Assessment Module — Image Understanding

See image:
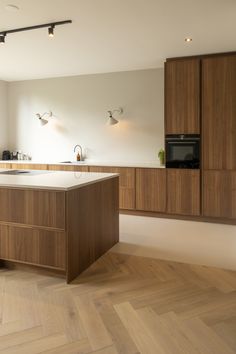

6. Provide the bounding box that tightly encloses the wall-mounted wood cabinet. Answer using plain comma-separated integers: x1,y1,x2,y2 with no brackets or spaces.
89,166,135,210
166,169,200,216
136,168,166,212
203,170,236,219
165,58,200,134
202,55,236,170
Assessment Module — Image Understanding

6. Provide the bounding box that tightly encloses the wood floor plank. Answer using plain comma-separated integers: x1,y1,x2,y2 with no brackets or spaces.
0,252,236,354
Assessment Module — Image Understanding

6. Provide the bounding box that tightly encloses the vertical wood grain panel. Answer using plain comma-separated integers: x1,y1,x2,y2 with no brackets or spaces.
202,55,236,170
66,177,119,283
203,170,236,218
167,169,200,216
136,168,166,212
165,59,200,134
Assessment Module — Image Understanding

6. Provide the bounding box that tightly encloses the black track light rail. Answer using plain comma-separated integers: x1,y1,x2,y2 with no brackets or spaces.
0,20,72,37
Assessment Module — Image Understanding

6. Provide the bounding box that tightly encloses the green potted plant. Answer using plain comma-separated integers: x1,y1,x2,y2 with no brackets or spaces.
158,148,165,166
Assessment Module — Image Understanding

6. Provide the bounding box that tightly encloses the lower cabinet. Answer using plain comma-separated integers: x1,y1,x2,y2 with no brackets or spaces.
136,168,166,212
203,170,236,219
167,169,200,216
89,166,135,210
0,225,66,270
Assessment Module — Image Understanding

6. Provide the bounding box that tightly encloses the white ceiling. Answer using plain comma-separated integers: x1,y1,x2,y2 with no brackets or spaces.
0,0,235,81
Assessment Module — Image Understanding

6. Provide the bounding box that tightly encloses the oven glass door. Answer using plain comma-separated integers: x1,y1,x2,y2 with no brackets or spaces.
166,141,199,168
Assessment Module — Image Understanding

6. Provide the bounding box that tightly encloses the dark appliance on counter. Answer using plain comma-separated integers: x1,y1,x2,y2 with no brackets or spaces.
165,134,200,169
2,150,11,160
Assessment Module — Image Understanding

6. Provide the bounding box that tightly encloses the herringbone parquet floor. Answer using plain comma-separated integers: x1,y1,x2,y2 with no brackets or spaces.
0,252,236,354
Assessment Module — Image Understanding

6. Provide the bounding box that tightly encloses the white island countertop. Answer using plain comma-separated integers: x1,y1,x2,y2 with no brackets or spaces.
0,169,118,191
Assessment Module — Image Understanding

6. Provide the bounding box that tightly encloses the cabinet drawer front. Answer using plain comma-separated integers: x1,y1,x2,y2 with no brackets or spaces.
0,189,65,229
0,225,66,269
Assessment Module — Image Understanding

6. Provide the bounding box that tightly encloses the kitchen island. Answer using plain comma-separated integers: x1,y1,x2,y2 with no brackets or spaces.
0,169,119,283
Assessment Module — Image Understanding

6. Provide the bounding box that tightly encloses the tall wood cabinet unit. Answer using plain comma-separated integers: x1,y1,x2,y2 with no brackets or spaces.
202,54,236,219
136,168,166,212
166,169,200,216
89,166,135,210
202,55,236,170
165,58,200,134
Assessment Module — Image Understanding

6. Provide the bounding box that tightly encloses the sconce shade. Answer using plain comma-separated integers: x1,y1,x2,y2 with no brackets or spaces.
39,118,49,126
107,108,123,125
108,116,119,125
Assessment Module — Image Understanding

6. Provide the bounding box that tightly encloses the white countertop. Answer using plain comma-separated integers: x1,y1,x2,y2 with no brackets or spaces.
0,169,118,191
0,160,165,169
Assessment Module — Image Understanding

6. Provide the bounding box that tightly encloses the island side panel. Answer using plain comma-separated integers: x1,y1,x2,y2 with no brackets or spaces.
66,176,119,283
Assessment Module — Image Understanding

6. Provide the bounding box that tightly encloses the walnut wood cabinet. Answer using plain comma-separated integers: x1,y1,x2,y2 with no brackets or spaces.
165,58,200,134
89,166,135,210
203,170,236,219
166,169,200,216
202,55,236,170
136,168,166,212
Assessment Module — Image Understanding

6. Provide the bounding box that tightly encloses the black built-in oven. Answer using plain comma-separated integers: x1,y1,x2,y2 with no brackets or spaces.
165,134,200,169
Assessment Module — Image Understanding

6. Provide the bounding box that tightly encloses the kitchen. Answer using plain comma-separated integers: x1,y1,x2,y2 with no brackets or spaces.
0,1,236,353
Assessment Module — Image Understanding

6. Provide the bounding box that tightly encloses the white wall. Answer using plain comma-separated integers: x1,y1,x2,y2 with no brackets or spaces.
0,80,8,153
7,69,164,163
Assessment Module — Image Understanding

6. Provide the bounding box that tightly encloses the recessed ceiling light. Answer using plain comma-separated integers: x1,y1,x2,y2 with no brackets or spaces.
5,4,20,12
185,37,192,42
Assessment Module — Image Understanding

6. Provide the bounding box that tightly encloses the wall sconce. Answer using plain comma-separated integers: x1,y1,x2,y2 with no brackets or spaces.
36,111,53,126
107,108,123,125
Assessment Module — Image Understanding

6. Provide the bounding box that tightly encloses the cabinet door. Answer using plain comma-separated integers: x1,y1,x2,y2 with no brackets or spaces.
167,169,200,215
203,170,236,219
0,163,11,169
202,55,236,170
136,168,166,212
165,59,200,134
89,166,135,210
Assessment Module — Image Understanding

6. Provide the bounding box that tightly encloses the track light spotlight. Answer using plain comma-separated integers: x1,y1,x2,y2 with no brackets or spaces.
48,25,54,37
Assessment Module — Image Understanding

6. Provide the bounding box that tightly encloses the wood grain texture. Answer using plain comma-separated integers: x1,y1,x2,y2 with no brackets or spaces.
167,169,200,216
165,58,200,134
66,177,119,283
0,252,236,353
89,166,135,210
203,170,236,219
48,164,89,172
0,163,12,169
0,188,65,230
202,55,236,170
136,168,166,212
10,163,48,170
